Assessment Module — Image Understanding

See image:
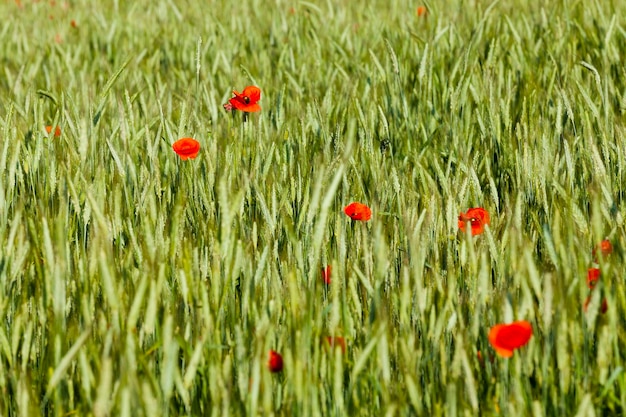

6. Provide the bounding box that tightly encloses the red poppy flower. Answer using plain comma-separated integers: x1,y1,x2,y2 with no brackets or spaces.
583,296,608,314
344,202,372,221
324,336,347,353
593,239,613,260
229,86,261,112
172,138,200,160
416,6,427,17
458,207,490,236
321,265,331,285
267,350,283,373
599,239,613,255
45,125,61,137
587,268,600,289
488,320,533,358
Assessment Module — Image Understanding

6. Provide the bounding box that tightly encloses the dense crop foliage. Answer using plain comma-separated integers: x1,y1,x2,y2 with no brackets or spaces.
2,0,626,415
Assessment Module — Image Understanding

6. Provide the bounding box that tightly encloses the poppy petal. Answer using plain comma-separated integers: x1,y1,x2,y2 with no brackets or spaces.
458,207,490,236
172,138,200,160
229,98,261,112
229,86,262,113
343,202,372,221
45,125,62,137
587,268,600,289
493,346,514,358
488,320,532,358
321,265,331,285
242,86,261,102
267,350,283,373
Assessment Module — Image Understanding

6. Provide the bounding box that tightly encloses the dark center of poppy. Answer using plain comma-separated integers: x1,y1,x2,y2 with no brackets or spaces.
244,96,250,104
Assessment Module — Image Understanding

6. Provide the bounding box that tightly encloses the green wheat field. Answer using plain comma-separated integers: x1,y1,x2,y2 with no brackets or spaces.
2,0,626,415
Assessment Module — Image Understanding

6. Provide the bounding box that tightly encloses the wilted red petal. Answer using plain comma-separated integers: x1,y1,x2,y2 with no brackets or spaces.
267,350,283,373
172,138,200,160
488,320,532,358
343,202,372,221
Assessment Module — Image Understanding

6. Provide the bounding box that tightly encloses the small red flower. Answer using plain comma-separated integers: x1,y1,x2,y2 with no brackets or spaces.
172,138,200,160
488,320,533,358
344,202,372,221
324,336,346,353
458,207,490,236
416,6,427,17
584,296,608,314
45,125,61,137
70,19,77,28
587,268,600,289
593,239,613,260
228,86,261,113
267,350,283,373
321,265,331,285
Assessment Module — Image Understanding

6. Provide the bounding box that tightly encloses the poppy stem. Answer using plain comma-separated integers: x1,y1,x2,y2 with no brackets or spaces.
243,112,249,123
